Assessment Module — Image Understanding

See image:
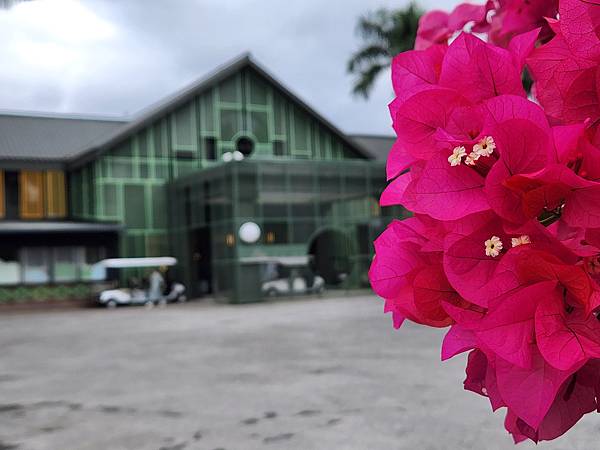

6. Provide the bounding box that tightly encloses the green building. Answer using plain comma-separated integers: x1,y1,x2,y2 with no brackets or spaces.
0,54,399,303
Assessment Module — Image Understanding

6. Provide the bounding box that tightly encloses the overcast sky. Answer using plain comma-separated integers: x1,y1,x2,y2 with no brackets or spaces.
0,0,460,135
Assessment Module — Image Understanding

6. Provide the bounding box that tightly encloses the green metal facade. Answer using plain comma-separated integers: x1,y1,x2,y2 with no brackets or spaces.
169,159,397,302
65,65,399,301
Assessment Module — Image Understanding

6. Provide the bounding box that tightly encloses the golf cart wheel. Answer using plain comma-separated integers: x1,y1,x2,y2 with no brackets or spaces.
106,300,118,309
265,288,278,298
177,295,187,303
144,300,154,309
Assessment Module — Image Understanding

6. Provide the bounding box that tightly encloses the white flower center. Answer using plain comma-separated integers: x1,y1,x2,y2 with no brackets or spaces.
485,236,503,257
448,146,467,166
511,235,531,247
473,136,496,158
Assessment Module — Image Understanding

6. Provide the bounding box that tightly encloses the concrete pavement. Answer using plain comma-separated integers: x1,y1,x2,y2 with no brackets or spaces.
0,296,597,449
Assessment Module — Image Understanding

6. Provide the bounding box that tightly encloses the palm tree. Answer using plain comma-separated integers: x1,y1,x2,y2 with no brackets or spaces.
348,3,422,98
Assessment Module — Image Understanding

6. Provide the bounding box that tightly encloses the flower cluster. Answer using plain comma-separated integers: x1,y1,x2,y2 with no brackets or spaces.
370,0,600,443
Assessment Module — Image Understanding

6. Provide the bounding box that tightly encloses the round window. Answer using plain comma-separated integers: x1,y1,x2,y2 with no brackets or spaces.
236,137,254,156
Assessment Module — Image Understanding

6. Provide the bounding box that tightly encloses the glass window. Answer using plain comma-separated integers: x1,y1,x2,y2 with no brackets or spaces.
124,185,146,229
153,122,167,158
273,140,285,157
103,184,118,217
111,160,133,178
152,185,167,229
293,110,310,152
0,247,20,285
154,162,169,179
81,246,106,281
22,247,50,284
250,76,268,105
263,222,289,244
250,111,269,143
139,163,150,179
220,109,239,142
53,247,78,282
174,104,194,147
205,137,217,160
45,171,66,218
0,170,4,218
292,221,316,244
219,75,239,103
273,95,286,136
138,131,149,157
113,141,133,157
20,171,44,219
204,91,215,132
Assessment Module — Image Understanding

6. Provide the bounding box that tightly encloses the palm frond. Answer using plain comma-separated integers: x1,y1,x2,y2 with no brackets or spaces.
347,2,423,99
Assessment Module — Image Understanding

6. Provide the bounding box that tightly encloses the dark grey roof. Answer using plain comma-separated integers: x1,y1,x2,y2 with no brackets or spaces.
0,110,127,164
349,134,395,161
0,220,123,234
71,53,370,167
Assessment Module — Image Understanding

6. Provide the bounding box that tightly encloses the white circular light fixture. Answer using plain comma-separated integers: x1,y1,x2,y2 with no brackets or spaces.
222,151,233,162
233,150,244,161
238,222,261,244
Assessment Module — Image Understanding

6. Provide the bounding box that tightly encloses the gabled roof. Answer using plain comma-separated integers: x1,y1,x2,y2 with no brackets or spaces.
0,110,126,165
349,134,395,161
70,53,371,167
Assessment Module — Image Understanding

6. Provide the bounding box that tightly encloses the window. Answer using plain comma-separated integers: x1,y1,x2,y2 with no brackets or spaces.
124,185,146,228
250,111,268,143
205,137,217,161
273,140,285,157
20,171,44,219
220,109,239,141
53,247,77,282
103,184,118,217
236,137,254,157
22,247,50,284
263,222,289,244
0,170,4,218
0,247,19,285
4,171,18,219
81,246,106,281
45,171,66,218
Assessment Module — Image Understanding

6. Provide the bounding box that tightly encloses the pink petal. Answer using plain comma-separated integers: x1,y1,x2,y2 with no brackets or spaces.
476,281,556,368
439,33,525,103
401,153,489,221
509,27,542,68
535,293,600,371
441,325,477,361
391,45,445,103
495,351,573,429
392,88,471,160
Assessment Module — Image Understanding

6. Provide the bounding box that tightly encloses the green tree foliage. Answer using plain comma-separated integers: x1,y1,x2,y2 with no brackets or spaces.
348,3,422,99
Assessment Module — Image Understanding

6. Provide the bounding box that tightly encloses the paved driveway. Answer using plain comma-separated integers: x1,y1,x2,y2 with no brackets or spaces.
0,296,597,449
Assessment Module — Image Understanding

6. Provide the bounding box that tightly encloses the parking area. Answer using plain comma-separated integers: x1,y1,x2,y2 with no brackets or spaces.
0,295,596,450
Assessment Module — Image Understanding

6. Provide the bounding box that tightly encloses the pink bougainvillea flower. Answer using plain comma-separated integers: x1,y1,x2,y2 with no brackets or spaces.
527,0,600,125
415,3,490,50
489,0,558,47
369,218,460,328
372,0,600,443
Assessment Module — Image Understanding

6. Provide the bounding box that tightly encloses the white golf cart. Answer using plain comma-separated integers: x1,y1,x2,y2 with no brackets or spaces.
97,257,186,308
256,256,325,298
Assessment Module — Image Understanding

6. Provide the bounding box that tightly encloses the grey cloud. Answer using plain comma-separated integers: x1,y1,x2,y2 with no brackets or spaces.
0,0,461,134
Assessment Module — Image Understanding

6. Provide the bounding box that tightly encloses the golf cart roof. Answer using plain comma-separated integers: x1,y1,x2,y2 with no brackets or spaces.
99,257,177,268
